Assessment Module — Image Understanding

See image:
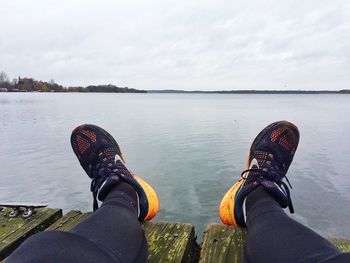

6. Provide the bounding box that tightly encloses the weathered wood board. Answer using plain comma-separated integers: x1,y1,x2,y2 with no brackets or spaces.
142,221,196,263
199,224,246,263
329,238,350,253
46,210,92,232
199,224,350,263
0,208,62,260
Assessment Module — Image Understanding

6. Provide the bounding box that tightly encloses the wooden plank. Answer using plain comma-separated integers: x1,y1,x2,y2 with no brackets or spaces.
46,210,92,232
200,224,350,263
0,207,62,260
199,224,246,263
328,238,350,253
142,221,196,263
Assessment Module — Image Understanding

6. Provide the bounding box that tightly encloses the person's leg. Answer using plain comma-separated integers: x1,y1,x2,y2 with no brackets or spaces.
7,182,148,263
243,187,350,263
70,182,148,262
219,121,350,263
7,124,158,262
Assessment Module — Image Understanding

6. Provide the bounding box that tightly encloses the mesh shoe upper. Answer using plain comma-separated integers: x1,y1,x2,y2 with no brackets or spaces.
71,124,158,221
220,120,299,227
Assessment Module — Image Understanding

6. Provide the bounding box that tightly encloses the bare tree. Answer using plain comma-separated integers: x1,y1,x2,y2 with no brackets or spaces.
0,71,10,84
0,71,10,89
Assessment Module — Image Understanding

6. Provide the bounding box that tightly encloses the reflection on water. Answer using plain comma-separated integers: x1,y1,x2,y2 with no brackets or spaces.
0,93,349,240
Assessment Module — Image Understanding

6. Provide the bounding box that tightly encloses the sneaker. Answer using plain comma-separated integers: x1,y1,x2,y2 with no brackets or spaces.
219,120,299,227
71,124,159,221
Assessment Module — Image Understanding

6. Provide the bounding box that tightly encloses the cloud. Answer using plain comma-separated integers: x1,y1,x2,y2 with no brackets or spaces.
1,0,350,90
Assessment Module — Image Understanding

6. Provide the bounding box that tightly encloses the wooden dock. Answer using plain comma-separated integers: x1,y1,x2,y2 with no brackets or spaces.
1,208,349,262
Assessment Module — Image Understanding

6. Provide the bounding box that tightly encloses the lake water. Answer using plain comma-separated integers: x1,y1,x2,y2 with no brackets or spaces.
0,93,349,240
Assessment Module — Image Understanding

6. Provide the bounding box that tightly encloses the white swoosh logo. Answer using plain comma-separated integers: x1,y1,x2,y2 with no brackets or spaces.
249,158,259,169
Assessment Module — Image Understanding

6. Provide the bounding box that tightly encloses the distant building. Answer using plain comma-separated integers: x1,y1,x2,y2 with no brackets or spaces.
0,88,8,92
18,77,34,85
18,77,35,91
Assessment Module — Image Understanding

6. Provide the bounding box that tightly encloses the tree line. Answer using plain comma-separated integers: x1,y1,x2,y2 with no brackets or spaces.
0,71,146,93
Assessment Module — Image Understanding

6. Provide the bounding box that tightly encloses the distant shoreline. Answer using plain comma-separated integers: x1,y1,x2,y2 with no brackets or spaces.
1,74,348,94
1,89,349,94
1,75,349,95
148,89,350,94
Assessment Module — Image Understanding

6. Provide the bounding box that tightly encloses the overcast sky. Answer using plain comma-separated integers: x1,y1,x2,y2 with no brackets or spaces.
1,0,350,90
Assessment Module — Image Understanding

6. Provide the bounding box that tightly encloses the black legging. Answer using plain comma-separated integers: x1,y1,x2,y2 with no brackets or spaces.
7,184,350,263
243,187,350,263
7,183,148,263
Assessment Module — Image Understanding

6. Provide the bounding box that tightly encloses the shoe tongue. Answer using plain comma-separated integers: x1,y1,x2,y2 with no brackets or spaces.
115,160,133,177
252,151,271,166
246,164,263,178
251,151,285,180
93,149,118,178
251,164,259,169
102,147,119,161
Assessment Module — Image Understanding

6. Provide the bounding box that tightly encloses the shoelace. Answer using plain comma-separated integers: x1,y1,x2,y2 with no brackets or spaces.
240,168,294,213
89,152,120,211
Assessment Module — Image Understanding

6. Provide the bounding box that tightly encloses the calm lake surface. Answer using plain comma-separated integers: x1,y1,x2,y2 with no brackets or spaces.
1,93,349,240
